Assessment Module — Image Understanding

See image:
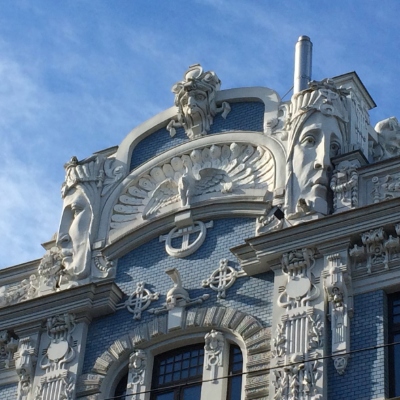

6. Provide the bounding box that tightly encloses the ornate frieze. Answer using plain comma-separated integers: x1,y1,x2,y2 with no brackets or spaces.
349,226,400,274
167,64,231,139
371,173,400,204
330,160,360,212
0,275,39,308
124,282,159,320
34,313,77,400
270,248,325,399
322,254,353,375
273,359,321,400
110,142,275,230
202,258,246,299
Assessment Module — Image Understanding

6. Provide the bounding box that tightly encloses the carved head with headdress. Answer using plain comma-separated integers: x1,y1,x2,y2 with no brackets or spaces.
374,116,400,160
171,64,222,139
284,79,350,218
57,155,106,281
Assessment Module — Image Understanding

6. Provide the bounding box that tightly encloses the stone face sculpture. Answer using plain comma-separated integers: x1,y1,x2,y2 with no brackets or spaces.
375,116,400,160
167,64,230,139
56,154,123,284
285,79,349,219
57,156,104,283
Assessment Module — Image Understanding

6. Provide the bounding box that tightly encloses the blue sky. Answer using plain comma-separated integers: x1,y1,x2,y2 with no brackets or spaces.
1,0,399,268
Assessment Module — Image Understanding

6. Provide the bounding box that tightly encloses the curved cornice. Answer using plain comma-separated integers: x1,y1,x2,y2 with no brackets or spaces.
115,87,281,166
98,131,286,255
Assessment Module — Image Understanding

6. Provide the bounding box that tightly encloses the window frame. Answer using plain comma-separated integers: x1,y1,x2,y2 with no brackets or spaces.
150,344,205,400
388,292,400,397
107,332,246,400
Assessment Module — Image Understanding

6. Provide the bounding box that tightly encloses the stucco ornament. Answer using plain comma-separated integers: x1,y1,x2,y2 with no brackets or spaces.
272,248,324,399
15,337,37,400
202,258,246,299
160,220,214,258
285,79,349,220
330,160,360,212
126,349,147,399
374,116,400,160
111,143,274,231
372,173,400,203
38,246,64,291
204,330,225,382
349,226,400,274
148,268,209,330
0,330,18,369
322,254,353,375
0,274,39,307
124,282,159,320
167,64,231,139
57,155,123,284
35,313,76,400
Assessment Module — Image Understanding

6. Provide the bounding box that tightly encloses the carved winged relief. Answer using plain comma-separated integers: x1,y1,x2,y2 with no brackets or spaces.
111,142,275,230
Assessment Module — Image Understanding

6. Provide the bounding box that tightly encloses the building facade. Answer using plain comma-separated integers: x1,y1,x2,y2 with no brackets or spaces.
0,36,400,400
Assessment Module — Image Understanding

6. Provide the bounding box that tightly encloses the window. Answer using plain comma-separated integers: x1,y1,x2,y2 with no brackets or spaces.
114,372,128,400
151,344,204,400
389,293,400,397
227,345,243,400
114,338,244,399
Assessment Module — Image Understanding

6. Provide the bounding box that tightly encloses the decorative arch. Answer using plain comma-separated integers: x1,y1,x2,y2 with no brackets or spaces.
98,131,286,261
77,306,271,400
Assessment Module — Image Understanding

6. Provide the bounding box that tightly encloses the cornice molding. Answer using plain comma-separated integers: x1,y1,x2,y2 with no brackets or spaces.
0,281,123,334
231,197,400,275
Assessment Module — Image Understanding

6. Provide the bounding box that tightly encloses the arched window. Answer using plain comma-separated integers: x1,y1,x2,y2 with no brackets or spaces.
227,345,243,400
114,372,128,399
108,332,245,400
151,344,204,400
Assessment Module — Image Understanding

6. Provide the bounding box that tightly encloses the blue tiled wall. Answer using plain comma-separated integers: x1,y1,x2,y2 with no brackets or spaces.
328,290,388,400
0,383,18,400
130,102,264,171
83,217,274,373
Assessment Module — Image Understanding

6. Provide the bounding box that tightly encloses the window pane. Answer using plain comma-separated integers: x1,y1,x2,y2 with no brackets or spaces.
389,294,400,397
393,333,400,396
182,384,201,400
154,392,174,400
152,343,205,399
227,345,243,400
114,372,128,400
228,376,242,400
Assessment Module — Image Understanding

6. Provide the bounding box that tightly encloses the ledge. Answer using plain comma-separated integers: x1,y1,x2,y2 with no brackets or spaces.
0,280,123,334
231,197,400,275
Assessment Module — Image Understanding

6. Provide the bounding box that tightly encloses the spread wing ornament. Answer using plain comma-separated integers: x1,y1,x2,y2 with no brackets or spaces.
110,143,275,231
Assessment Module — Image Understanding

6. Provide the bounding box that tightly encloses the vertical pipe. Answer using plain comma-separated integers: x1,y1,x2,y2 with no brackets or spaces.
294,35,313,94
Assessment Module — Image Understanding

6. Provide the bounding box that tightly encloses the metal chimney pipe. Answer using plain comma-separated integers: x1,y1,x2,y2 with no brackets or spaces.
293,35,312,94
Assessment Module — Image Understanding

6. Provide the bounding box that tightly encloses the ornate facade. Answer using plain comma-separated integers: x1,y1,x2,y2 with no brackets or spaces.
1,36,399,399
